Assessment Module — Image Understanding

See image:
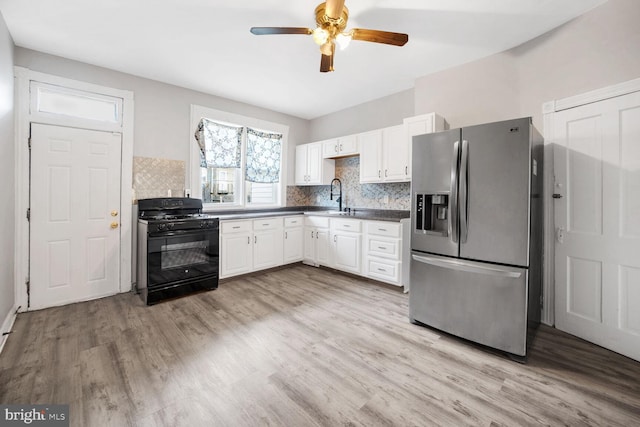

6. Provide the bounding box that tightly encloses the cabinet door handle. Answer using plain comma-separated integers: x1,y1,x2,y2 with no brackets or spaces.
405,166,408,175
335,144,338,153
254,236,257,244
285,231,288,239
247,236,250,244
311,230,314,238
334,235,337,242
316,231,319,238
340,143,343,151
378,170,381,178
385,169,388,177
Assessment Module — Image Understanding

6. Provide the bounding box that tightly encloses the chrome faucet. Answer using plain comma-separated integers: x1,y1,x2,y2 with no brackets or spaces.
330,178,342,212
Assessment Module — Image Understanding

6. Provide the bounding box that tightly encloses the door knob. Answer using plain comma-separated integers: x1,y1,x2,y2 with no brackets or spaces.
111,210,119,216
110,222,119,229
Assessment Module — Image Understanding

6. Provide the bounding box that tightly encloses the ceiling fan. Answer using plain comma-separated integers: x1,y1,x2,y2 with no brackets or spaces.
250,0,409,72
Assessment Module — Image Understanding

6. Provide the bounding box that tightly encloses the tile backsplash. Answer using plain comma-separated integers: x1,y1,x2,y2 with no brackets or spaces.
287,156,410,210
133,156,185,201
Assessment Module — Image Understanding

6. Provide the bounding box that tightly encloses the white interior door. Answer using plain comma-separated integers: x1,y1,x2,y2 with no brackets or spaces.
553,91,640,361
30,123,122,309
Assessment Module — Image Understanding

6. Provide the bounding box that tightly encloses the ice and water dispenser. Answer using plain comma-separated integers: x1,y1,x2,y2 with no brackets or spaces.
415,193,449,236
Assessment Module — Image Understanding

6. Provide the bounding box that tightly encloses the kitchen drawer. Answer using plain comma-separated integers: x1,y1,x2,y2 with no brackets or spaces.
366,237,400,260
221,220,251,234
367,258,401,284
366,221,401,238
331,218,362,233
305,216,329,228
253,217,282,231
284,216,303,228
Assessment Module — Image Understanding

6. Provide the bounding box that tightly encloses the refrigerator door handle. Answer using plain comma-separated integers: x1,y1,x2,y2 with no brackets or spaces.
459,139,469,243
450,140,460,243
411,254,523,278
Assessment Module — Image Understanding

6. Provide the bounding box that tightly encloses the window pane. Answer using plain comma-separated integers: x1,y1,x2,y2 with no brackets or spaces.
201,167,240,204
246,182,278,205
35,85,121,123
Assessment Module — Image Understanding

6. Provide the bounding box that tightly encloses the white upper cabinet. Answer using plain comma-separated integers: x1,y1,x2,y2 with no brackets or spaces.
382,124,409,182
295,142,335,186
358,129,383,183
359,125,408,184
322,134,359,158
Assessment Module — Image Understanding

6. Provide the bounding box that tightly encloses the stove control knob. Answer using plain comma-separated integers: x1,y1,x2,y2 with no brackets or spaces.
167,223,175,230
157,223,166,231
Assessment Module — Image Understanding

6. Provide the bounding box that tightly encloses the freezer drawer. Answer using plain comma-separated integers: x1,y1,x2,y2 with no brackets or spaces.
409,252,529,356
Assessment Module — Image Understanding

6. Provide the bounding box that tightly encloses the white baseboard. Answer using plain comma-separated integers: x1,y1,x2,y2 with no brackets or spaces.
0,305,18,356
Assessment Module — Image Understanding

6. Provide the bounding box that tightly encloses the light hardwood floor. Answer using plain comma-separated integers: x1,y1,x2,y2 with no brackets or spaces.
1,264,639,426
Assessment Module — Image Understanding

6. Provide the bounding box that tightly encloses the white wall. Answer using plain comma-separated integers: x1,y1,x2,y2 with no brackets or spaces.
414,0,640,131
0,11,15,327
308,89,414,141
14,48,310,186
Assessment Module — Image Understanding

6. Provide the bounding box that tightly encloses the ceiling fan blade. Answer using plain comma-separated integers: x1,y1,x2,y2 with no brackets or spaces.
250,27,312,36
351,28,409,46
325,0,346,20
320,43,335,73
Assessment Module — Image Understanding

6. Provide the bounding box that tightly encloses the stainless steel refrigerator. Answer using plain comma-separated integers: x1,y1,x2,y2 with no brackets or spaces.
409,117,543,359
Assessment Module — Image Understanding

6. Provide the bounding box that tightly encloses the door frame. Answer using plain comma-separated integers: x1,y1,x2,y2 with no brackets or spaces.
14,67,134,311
541,77,640,326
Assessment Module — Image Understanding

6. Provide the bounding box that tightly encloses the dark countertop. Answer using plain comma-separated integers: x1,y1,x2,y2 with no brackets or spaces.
204,206,410,223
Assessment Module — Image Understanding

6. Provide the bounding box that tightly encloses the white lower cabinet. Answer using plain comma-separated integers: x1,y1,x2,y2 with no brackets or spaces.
330,218,362,274
363,221,403,286
303,216,330,267
220,217,288,278
220,221,253,278
283,216,304,263
302,216,404,285
253,218,283,270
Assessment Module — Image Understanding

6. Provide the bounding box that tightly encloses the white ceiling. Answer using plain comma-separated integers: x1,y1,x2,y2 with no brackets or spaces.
0,0,606,119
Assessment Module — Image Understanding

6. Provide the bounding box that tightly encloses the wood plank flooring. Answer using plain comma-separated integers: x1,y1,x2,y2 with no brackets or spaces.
1,264,639,426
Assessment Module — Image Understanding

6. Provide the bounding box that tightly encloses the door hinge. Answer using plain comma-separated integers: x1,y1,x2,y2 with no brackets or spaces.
28,136,31,150
26,208,30,221
540,294,544,308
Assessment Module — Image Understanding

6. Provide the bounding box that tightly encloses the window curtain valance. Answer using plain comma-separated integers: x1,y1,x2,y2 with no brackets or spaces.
245,127,282,183
195,118,242,168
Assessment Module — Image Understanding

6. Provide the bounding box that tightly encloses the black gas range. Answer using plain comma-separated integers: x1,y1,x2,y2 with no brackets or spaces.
137,198,219,305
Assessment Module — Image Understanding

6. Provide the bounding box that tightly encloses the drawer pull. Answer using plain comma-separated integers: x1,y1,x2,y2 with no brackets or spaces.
290,220,297,224
378,228,387,232
344,225,351,228
232,226,240,229
378,246,387,250
377,268,387,272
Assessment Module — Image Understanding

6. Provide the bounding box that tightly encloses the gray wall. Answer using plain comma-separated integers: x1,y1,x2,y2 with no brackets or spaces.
14,48,310,186
0,12,14,326
414,0,640,131
308,89,414,141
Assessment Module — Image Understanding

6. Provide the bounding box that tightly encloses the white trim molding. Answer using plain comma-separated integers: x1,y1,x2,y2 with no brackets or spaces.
13,67,135,312
0,305,17,355
540,76,640,326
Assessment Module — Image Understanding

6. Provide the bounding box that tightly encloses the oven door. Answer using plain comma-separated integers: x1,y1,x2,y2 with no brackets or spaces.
147,228,219,288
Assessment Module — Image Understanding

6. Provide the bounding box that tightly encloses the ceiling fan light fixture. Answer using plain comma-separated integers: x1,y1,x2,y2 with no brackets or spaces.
335,32,352,50
312,27,329,45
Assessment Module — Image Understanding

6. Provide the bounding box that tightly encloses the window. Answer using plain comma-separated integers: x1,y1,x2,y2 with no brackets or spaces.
191,106,288,209
31,82,122,124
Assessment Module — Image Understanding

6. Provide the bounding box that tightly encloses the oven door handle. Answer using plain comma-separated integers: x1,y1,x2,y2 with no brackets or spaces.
148,229,217,238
